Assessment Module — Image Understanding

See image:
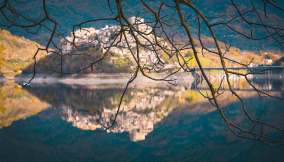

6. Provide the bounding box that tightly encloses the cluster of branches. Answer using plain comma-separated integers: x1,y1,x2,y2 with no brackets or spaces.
1,0,284,144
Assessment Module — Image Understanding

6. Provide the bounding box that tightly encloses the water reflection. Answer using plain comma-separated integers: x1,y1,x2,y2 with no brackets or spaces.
25,84,182,141
0,73,283,142
0,81,49,128
0,74,284,161
193,69,284,92
17,73,283,142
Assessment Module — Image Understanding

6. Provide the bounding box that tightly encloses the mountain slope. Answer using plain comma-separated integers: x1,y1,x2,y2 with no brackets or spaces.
0,29,46,78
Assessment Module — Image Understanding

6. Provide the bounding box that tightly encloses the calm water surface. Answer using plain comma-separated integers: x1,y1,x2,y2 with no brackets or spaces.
0,74,284,162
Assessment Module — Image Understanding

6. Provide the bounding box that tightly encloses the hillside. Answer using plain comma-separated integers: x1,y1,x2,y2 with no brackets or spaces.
181,48,280,68
0,25,281,78
21,49,133,75
21,18,280,76
0,29,46,78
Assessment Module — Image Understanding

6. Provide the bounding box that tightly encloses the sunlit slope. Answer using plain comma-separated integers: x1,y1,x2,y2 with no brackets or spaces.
173,47,279,68
0,29,46,78
0,28,281,77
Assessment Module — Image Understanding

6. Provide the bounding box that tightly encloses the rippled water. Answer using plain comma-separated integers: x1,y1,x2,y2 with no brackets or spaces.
0,74,284,162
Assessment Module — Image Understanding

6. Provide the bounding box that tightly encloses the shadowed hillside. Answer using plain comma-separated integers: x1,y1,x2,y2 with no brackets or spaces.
21,49,133,75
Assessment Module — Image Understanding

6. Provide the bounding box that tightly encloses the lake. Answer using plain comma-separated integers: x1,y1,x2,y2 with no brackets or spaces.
0,73,284,162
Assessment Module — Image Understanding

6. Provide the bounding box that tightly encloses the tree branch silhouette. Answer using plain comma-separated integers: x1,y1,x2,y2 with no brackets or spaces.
1,0,283,144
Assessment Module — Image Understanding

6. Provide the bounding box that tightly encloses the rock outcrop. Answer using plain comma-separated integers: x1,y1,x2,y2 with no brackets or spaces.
60,16,169,71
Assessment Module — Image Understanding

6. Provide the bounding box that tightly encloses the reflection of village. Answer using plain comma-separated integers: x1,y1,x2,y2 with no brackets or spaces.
62,88,176,142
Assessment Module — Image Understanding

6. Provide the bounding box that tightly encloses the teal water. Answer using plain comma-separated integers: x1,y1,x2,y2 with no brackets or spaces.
0,79,283,162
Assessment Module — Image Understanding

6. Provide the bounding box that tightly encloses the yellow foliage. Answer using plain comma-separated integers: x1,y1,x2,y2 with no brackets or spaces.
0,29,46,78
0,82,49,128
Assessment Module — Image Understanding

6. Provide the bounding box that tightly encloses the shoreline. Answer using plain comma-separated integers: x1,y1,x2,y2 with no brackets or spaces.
0,73,195,87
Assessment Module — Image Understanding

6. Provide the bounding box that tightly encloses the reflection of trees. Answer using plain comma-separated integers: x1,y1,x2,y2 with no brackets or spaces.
0,82,49,128
26,84,124,113
251,73,284,91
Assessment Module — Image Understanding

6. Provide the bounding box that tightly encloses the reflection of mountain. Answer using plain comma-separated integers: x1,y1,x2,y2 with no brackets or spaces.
23,75,284,142
64,89,179,141
1,88,283,162
25,84,179,141
0,82,49,128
